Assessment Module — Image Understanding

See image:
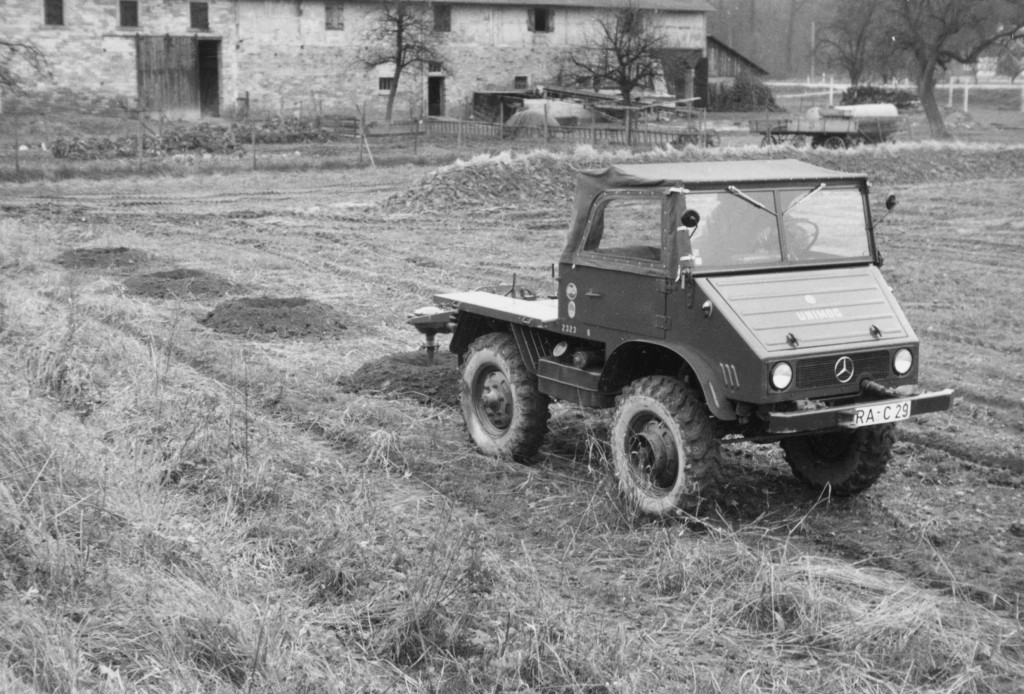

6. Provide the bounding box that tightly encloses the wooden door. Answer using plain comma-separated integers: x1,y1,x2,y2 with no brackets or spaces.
136,35,199,116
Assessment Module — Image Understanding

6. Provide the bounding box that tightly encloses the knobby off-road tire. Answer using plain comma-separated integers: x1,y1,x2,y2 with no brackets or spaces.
461,332,551,463
781,424,896,496
610,376,721,517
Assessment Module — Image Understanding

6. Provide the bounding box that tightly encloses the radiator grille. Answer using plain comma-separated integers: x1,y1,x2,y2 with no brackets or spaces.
795,351,891,390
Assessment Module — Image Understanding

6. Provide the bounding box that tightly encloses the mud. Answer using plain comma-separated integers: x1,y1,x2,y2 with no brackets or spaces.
124,268,244,300
201,296,348,339
337,350,461,408
54,246,151,270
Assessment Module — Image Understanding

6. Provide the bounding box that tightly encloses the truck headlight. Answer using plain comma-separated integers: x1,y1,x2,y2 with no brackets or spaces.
770,362,793,390
893,348,913,376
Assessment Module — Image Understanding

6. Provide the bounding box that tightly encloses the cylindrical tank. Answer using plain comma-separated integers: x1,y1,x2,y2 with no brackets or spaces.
808,104,899,120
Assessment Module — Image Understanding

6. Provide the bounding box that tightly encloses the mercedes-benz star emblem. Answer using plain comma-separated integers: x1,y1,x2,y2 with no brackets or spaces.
834,356,855,383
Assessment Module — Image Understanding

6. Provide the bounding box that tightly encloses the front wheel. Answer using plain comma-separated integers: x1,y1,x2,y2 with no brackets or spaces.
610,376,720,517
781,424,895,496
461,332,550,462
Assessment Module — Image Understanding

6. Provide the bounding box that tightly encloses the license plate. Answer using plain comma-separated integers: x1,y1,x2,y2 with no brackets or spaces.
849,400,911,427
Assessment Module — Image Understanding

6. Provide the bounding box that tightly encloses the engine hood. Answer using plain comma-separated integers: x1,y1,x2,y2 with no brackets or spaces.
703,265,914,353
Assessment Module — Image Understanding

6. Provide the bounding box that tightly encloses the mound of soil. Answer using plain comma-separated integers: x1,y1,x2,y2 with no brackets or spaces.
54,246,151,270
124,268,244,300
337,351,460,407
381,146,1024,214
201,296,348,339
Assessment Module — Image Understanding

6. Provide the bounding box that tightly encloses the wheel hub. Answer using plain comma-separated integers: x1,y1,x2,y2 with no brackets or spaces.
629,419,679,489
478,370,513,432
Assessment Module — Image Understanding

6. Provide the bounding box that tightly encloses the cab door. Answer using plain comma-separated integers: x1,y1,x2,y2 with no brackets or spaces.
559,192,671,338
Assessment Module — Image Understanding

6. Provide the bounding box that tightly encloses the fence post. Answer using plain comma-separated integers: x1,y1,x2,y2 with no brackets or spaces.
962,85,969,112
499,101,504,140
13,113,20,175
137,108,144,170
625,108,632,147
948,78,954,108
250,105,257,170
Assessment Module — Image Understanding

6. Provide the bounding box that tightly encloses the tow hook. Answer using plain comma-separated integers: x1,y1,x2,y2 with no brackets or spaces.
860,379,900,400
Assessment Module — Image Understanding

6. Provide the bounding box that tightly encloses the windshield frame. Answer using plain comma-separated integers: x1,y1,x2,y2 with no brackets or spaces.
681,181,876,276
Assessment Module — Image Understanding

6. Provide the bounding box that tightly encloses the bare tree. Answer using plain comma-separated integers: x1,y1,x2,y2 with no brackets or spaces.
357,0,446,122
784,0,816,75
1,39,50,94
562,4,666,105
816,0,896,86
996,37,1024,82
884,0,1024,137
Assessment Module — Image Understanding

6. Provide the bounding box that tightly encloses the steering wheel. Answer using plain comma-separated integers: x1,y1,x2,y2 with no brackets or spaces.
787,220,820,258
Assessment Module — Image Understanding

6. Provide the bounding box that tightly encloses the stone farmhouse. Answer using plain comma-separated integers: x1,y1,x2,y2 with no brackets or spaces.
2,0,712,120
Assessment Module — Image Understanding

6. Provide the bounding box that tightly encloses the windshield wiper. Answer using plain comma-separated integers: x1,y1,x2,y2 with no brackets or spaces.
726,185,774,215
783,183,826,215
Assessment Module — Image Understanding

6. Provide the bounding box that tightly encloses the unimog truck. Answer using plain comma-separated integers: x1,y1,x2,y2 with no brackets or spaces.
409,159,954,517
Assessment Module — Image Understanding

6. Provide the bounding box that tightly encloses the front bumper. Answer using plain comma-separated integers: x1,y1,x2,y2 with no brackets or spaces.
767,388,955,434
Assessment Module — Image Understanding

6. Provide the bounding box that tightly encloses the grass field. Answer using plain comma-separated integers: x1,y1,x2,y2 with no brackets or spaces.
1,140,1024,692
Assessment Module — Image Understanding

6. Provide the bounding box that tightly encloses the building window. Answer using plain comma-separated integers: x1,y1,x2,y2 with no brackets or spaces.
428,61,443,73
528,8,553,33
190,2,209,30
378,77,394,92
43,0,63,25
514,75,529,89
433,4,450,32
325,0,343,30
119,0,139,28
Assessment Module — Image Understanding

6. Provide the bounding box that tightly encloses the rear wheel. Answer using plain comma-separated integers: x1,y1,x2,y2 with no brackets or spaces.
781,424,895,496
461,332,550,462
610,376,720,517
822,135,848,149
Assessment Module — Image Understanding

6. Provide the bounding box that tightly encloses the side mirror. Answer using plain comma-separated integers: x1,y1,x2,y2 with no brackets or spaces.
885,194,897,211
680,209,701,229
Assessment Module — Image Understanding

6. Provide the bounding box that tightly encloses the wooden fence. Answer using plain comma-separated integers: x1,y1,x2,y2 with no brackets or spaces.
416,117,716,147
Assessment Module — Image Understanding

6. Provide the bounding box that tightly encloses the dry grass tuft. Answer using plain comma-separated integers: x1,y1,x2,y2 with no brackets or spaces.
635,523,1024,691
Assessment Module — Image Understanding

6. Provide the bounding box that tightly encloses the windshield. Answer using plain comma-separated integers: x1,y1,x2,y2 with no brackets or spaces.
685,186,871,270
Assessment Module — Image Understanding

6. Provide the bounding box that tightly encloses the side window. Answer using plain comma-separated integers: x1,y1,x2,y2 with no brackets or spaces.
585,196,664,262
325,0,344,30
433,4,451,32
119,0,139,28
190,2,209,30
44,0,63,25
528,8,554,33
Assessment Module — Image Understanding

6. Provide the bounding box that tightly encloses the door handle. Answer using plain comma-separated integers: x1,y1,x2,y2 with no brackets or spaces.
585,290,602,298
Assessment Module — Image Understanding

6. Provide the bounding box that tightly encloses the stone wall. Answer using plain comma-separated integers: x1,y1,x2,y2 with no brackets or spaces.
2,0,705,120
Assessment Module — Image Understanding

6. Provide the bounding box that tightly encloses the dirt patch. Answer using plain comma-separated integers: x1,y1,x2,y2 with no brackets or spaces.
201,296,348,339
337,350,460,407
54,246,151,270
124,268,245,300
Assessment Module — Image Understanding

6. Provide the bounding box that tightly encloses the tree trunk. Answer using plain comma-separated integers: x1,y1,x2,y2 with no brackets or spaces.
386,68,402,122
916,63,949,139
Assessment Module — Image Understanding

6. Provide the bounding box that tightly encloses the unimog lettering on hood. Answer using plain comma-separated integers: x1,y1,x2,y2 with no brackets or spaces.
796,308,843,321
410,159,954,519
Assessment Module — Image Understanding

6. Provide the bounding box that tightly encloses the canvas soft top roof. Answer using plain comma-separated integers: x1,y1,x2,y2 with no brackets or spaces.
592,159,864,187
561,159,866,262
